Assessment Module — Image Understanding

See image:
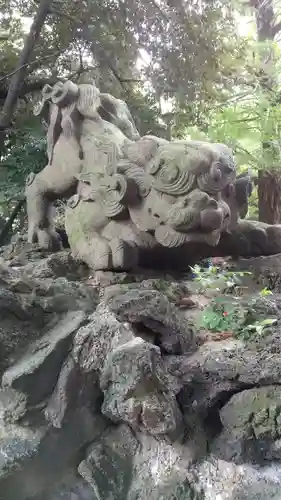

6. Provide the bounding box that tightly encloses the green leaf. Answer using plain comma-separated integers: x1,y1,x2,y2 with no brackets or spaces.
259,318,277,326
259,288,273,297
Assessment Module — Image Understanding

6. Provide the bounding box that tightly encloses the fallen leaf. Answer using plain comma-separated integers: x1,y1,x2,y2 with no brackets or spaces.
211,331,234,341
176,296,197,309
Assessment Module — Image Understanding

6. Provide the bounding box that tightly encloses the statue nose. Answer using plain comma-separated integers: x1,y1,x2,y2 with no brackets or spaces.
200,208,223,231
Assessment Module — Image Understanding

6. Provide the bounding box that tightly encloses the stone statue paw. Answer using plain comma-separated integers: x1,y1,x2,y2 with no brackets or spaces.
84,236,138,271
86,237,112,271
109,237,139,270
28,226,63,251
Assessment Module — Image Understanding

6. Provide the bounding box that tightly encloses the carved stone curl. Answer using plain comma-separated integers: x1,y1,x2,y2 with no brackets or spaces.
25,79,258,270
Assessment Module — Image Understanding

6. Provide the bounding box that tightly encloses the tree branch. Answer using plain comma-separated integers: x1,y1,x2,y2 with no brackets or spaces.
50,8,139,91
49,7,77,23
0,0,53,153
0,50,61,85
0,65,90,101
0,78,57,100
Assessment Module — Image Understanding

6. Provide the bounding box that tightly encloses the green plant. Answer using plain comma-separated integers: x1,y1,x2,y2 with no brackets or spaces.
259,287,273,297
190,264,252,295
199,296,277,341
239,317,277,341
199,297,245,333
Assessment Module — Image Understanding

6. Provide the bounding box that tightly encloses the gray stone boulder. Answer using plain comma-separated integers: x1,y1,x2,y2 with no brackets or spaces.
0,287,46,374
31,277,99,314
73,303,183,436
0,255,99,376
0,238,49,265
237,253,281,291
166,330,281,394
195,457,281,500
44,354,101,429
0,259,104,500
30,473,96,500
104,286,196,354
78,424,203,500
0,424,44,484
212,386,281,464
0,388,27,424
0,407,106,500
2,247,281,500
21,250,88,281
2,311,86,405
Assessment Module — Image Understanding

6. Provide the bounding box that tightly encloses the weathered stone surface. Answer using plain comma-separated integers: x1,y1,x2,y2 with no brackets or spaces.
244,294,281,319
195,457,281,500
5,272,99,314
211,386,281,464
0,238,50,266
164,329,281,449
33,278,99,314
105,287,196,354
0,257,14,279
73,303,132,373
139,221,281,270
78,424,202,500
237,253,281,276
44,355,79,428
78,425,138,500
101,337,183,435
0,286,29,320
3,244,281,499
101,275,191,303
0,424,45,481
177,379,241,420
165,333,281,389
22,250,88,281
0,260,98,377
74,303,182,435
45,354,101,428
237,253,281,292
2,311,86,404
0,388,27,424
0,408,106,500
0,289,46,375
31,473,96,500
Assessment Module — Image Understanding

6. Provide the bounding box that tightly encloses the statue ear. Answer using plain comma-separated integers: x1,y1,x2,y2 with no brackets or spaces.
247,178,253,197
98,95,117,122
239,203,248,219
235,177,253,203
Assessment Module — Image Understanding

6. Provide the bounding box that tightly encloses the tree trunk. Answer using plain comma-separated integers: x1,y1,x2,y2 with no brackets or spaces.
0,0,52,154
0,198,25,246
251,0,281,223
258,170,281,223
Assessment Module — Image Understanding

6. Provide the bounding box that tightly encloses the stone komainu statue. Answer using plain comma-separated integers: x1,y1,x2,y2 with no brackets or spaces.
25,80,254,271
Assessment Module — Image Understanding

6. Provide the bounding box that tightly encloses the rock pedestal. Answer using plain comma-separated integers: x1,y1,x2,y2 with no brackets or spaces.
1,246,281,499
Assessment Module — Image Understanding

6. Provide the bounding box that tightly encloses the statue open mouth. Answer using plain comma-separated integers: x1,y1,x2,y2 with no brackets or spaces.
154,224,222,248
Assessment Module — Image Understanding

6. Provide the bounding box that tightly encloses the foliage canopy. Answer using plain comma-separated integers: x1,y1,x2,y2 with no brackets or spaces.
1,0,281,226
